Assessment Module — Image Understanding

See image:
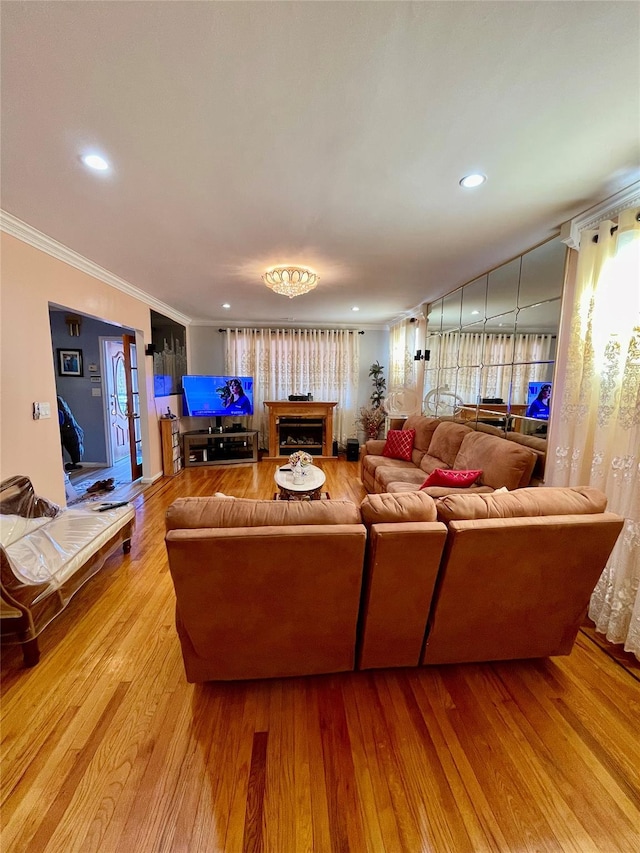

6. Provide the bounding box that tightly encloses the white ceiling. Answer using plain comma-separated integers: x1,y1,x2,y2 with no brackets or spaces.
2,1,639,328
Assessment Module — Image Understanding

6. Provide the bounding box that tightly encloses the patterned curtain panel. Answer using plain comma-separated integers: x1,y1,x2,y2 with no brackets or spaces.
388,316,425,415
546,207,640,657
389,318,419,389
224,328,360,449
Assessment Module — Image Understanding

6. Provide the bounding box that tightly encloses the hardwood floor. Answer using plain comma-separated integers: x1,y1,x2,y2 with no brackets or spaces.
2,460,639,852
67,457,149,504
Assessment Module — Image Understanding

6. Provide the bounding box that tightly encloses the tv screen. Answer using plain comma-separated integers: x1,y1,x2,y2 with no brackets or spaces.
526,382,552,420
182,375,254,417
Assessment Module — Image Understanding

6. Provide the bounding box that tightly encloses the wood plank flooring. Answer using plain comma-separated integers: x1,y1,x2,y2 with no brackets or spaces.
2,460,639,852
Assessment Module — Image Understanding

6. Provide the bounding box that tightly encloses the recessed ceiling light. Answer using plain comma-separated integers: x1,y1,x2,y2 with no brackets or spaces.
82,153,110,171
222,303,231,309
471,310,479,315
352,306,360,312
459,173,486,188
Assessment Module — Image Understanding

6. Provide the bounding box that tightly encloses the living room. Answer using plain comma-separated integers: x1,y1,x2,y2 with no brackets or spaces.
1,2,639,851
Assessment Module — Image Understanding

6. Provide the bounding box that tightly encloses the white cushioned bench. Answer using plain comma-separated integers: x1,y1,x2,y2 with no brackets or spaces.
1,475,135,666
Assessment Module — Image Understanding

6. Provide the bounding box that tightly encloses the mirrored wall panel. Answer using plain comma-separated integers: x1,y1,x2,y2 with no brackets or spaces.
423,236,565,438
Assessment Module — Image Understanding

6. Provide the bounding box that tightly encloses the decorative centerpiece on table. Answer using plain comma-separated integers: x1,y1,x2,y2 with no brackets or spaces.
289,450,314,484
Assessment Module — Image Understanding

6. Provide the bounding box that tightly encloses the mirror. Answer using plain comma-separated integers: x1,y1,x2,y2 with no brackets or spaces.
461,276,487,328
424,236,565,440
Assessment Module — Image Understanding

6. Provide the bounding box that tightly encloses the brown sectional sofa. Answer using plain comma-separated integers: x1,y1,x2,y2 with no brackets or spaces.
165,486,623,682
360,415,547,496
165,496,367,682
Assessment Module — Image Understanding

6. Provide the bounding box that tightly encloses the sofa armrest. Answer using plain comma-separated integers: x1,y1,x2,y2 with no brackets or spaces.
361,439,386,457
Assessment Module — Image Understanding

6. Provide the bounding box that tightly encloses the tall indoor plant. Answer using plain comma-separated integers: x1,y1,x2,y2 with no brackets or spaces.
357,361,387,439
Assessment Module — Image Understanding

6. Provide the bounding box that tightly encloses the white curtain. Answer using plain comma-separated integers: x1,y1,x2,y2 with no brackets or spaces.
388,316,425,415
224,328,360,449
546,207,640,658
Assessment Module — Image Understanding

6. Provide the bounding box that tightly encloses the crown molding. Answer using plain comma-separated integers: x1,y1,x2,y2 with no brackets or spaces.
560,181,640,250
192,319,389,332
0,210,192,326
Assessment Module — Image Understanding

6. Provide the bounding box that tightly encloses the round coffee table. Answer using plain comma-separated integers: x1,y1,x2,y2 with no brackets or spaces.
274,464,326,501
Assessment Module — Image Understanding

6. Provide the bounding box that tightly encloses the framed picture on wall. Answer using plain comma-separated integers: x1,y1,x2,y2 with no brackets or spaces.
57,348,83,377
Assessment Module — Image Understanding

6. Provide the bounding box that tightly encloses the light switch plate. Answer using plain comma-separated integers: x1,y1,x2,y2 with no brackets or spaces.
91,388,102,397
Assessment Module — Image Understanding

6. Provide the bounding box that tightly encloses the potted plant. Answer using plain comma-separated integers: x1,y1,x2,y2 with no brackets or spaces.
356,361,387,439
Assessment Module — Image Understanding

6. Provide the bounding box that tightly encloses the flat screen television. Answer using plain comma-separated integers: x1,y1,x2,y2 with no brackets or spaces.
526,381,552,420
182,375,255,418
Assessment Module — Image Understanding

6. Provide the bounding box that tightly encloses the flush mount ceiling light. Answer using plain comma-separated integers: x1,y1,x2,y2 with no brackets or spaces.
262,266,319,298
459,173,486,188
82,153,110,171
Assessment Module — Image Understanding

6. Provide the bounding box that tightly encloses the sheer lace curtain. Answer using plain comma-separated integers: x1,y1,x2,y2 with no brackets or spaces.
546,207,640,658
388,316,425,415
224,328,360,449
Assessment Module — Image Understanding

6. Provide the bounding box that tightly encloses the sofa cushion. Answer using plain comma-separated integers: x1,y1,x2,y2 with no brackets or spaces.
360,491,437,525
403,416,440,465
389,482,494,497
421,468,482,489
3,505,135,585
419,422,471,474
166,497,361,530
382,429,415,461
505,432,547,483
435,485,608,523
0,514,50,548
375,466,426,492
454,430,536,490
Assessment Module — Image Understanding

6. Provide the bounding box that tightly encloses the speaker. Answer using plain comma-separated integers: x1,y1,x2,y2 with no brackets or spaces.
346,439,359,462
145,343,157,356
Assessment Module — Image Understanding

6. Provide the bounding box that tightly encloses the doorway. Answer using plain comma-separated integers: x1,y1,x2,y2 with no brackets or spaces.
49,307,150,499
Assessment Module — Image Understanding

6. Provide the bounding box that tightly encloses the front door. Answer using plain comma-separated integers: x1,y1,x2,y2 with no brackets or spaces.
104,339,130,463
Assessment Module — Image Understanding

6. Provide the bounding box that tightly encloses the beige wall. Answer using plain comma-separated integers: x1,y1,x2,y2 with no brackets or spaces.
0,233,163,503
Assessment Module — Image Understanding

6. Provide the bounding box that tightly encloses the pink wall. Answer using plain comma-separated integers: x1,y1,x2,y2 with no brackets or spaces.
0,233,163,503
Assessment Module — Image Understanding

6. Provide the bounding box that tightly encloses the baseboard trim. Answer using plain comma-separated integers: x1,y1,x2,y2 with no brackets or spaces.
141,471,163,485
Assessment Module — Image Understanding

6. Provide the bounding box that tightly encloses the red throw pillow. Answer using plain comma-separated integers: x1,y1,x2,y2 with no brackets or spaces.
382,429,416,461
420,468,483,488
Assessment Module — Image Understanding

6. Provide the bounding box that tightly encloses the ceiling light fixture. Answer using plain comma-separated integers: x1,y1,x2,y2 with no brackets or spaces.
222,303,231,309
459,173,486,188
82,153,110,171
352,306,360,312
262,266,319,299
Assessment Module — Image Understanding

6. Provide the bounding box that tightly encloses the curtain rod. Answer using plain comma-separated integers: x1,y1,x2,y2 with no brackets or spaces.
592,211,640,243
218,328,365,334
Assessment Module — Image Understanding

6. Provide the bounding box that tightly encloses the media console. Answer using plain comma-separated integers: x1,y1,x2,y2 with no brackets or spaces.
183,429,258,467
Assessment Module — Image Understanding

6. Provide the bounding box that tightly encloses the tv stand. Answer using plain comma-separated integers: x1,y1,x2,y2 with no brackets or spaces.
183,429,258,467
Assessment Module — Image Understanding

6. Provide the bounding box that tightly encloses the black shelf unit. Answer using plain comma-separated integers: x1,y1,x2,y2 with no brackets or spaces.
183,430,258,467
